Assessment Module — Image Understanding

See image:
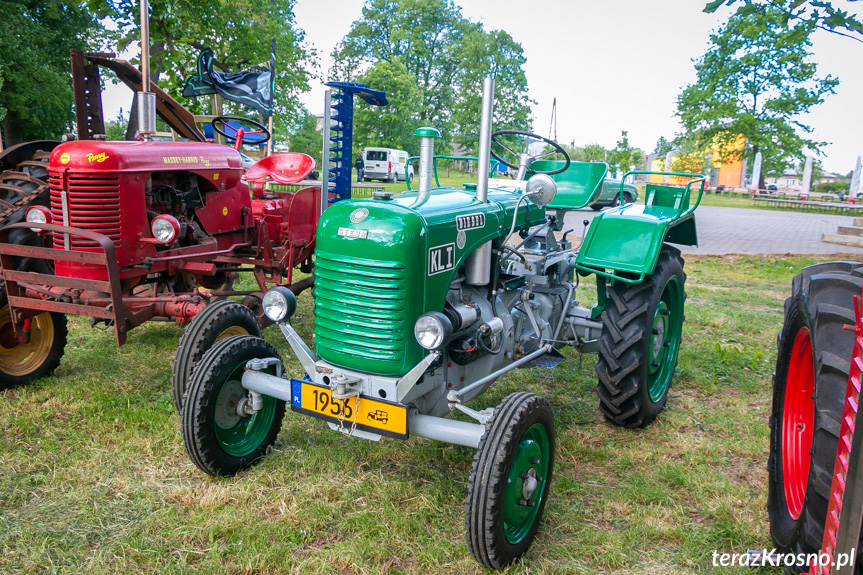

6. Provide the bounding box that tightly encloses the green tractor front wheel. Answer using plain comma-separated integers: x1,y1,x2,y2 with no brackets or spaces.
181,335,285,476
595,245,686,427
465,392,555,569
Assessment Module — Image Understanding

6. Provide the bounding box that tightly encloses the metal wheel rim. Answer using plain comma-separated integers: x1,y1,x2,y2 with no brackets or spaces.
213,362,278,457
646,276,683,402
502,422,550,544
782,326,814,520
215,326,249,342
0,306,54,377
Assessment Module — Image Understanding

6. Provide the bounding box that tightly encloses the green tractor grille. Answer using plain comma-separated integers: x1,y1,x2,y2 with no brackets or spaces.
314,251,418,376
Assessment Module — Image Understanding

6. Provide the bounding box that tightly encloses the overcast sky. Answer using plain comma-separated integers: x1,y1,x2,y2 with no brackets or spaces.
103,0,862,174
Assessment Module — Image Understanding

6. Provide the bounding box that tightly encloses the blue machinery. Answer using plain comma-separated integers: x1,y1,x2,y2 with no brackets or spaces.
323,82,388,203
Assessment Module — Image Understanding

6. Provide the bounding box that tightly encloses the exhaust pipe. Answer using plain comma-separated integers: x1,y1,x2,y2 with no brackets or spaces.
465,77,495,286
137,0,156,141
409,127,440,208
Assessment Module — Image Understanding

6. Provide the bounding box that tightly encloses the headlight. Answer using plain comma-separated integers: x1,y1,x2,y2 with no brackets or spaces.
25,206,51,232
414,312,453,351
151,215,180,244
262,286,297,322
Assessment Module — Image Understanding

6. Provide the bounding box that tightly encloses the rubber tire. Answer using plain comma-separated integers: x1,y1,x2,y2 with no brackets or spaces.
170,300,261,413
590,204,604,211
1,152,53,275
623,193,634,205
0,286,67,389
363,177,370,183
181,335,286,476
465,392,555,569
595,245,686,428
767,261,863,570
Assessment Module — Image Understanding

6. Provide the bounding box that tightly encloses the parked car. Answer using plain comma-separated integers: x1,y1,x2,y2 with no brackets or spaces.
363,147,414,183
591,178,639,210
239,152,256,171
767,184,778,192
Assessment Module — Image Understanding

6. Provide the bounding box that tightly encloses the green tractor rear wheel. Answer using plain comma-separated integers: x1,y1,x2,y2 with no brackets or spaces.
465,392,555,569
595,245,685,427
181,335,285,476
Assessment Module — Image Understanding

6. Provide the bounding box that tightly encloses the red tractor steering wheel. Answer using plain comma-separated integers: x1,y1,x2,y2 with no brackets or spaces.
211,116,271,151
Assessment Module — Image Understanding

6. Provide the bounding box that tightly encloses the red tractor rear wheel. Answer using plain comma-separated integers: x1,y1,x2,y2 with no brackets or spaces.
768,261,863,569
0,286,67,388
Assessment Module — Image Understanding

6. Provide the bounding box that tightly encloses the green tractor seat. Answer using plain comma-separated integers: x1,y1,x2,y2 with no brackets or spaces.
531,160,608,211
576,172,706,281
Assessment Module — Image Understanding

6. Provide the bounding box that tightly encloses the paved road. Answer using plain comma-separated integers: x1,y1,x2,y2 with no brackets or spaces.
561,205,863,255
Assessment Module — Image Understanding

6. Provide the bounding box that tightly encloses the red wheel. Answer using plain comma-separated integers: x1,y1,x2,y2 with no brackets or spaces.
781,327,814,520
767,261,863,568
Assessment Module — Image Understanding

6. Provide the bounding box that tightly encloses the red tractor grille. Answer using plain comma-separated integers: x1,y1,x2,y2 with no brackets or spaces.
49,171,122,249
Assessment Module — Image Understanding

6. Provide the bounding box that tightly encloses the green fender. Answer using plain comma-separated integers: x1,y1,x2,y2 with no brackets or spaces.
575,174,705,282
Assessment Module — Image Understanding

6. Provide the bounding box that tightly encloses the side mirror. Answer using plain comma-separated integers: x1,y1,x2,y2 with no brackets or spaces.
525,174,557,207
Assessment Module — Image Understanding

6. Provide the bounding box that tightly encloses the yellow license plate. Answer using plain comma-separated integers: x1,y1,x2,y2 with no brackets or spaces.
290,380,408,439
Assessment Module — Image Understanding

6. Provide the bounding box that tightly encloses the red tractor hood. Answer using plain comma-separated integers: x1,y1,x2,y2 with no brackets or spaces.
49,140,244,186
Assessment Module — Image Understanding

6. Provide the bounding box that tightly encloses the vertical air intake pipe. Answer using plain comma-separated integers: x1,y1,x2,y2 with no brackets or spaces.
465,77,495,286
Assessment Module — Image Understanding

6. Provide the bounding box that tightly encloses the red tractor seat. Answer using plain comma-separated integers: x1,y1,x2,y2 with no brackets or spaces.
245,153,316,186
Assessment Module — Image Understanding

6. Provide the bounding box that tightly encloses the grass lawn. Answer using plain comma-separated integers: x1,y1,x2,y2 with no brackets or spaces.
4,253,861,574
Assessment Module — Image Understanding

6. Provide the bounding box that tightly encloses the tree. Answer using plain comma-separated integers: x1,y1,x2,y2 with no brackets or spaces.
606,131,645,176
450,27,534,154
676,7,838,188
0,1,102,145
87,0,315,141
287,111,321,159
352,59,424,154
653,136,674,156
564,143,607,163
669,134,708,175
331,0,532,155
105,108,129,141
705,0,863,43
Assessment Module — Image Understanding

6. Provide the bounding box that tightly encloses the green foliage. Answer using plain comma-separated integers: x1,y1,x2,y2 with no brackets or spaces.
104,108,129,141
286,111,320,158
705,0,863,43
653,136,674,156
606,130,645,175
353,59,424,153
670,134,708,175
812,180,850,194
88,0,315,141
0,1,101,144
332,0,533,155
564,143,608,163
676,7,838,181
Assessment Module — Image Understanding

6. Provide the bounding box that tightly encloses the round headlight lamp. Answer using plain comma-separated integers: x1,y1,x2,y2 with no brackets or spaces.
414,312,453,351
262,286,297,322
25,206,52,232
151,215,180,245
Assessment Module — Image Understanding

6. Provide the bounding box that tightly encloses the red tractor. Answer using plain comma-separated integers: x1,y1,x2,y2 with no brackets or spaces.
0,120,320,407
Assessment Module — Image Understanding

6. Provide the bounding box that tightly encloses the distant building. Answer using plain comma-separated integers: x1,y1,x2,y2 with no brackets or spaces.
647,135,745,188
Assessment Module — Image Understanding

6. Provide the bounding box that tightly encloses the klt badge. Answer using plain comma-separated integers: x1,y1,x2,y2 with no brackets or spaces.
428,243,455,275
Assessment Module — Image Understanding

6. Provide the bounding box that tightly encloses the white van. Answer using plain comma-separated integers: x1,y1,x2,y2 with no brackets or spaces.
363,147,414,183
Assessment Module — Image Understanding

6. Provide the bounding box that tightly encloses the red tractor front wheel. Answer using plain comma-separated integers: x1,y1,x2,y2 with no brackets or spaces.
768,261,863,568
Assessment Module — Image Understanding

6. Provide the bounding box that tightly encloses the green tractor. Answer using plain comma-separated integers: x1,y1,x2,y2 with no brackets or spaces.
179,79,706,568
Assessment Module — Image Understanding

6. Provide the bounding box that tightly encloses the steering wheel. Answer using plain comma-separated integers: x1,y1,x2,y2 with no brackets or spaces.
490,130,570,177
211,115,271,151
